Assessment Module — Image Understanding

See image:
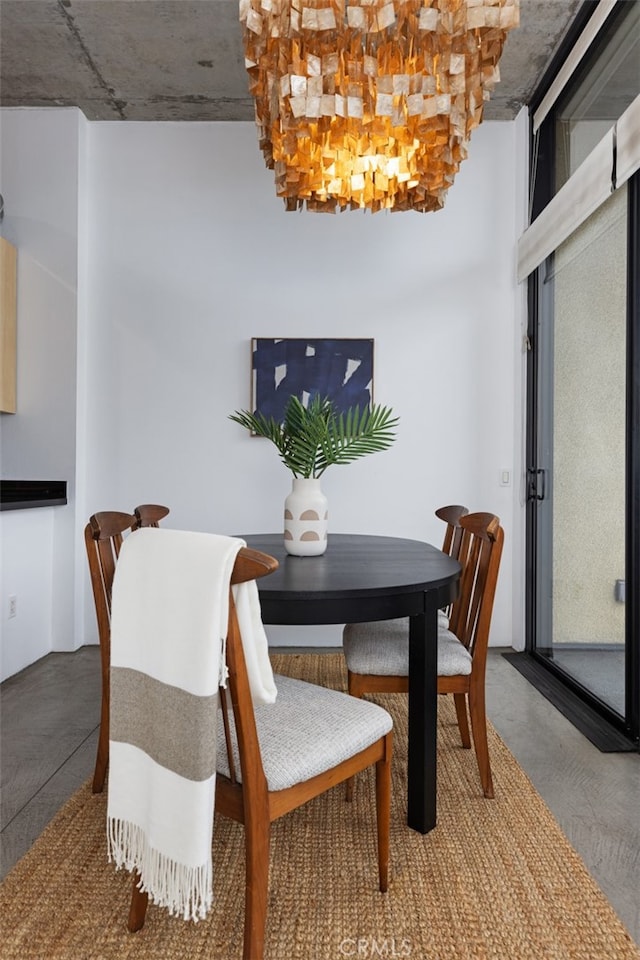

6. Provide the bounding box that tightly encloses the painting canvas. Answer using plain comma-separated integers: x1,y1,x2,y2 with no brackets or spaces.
251,338,374,422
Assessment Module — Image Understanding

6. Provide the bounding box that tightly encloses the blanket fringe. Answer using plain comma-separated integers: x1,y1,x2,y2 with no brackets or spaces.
107,817,212,922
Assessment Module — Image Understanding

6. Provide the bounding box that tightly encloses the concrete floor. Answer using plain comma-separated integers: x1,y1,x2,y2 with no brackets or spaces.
1,646,639,944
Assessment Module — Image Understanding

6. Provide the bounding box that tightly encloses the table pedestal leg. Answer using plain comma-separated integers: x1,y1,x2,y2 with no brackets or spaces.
407,600,438,833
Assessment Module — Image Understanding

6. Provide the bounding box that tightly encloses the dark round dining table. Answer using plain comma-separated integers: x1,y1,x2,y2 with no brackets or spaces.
241,533,461,834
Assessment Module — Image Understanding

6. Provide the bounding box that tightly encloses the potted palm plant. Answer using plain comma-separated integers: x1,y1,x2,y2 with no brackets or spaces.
229,394,399,555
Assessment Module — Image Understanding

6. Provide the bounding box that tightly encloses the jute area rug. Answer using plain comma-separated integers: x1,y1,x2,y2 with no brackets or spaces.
1,653,637,960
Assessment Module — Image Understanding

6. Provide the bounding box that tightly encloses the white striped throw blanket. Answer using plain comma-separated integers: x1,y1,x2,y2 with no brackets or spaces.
107,527,276,921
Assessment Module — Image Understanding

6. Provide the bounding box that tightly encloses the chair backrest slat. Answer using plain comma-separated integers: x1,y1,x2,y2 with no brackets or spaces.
435,505,469,619
436,504,468,558
85,512,135,637
448,513,503,668
219,548,279,814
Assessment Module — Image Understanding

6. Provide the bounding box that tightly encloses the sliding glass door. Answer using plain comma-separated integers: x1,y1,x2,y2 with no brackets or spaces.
525,0,639,744
531,188,628,718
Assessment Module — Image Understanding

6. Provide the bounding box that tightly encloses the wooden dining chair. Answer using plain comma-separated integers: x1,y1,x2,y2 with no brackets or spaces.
126,544,393,960
84,505,169,793
343,512,503,799
341,504,467,803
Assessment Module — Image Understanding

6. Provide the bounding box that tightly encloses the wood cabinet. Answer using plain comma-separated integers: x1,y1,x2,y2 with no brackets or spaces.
0,237,17,413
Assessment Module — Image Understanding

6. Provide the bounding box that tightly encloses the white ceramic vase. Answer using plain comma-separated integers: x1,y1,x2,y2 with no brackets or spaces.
284,478,328,556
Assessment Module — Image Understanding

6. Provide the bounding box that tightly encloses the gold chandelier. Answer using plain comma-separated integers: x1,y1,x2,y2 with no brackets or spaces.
240,0,519,212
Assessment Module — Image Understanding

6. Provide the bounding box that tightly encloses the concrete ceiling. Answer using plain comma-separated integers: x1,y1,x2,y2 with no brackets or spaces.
0,0,583,122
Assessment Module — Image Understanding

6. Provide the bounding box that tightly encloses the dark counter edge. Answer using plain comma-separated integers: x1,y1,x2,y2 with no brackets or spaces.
0,480,67,511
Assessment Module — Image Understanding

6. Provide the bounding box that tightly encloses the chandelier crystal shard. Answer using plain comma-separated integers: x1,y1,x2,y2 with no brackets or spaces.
240,0,519,212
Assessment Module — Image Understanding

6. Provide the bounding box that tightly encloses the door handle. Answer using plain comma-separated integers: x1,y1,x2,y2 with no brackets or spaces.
527,468,546,501
536,468,546,500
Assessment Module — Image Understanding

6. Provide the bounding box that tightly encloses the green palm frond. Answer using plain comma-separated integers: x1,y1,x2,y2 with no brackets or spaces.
227,409,287,455
229,394,399,477
316,404,398,474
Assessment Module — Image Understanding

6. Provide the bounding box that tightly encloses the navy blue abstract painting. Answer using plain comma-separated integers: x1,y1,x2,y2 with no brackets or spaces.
251,338,374,422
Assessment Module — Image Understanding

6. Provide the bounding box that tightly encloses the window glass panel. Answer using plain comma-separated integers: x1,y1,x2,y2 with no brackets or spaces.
554,2,640,190
539,186,627,714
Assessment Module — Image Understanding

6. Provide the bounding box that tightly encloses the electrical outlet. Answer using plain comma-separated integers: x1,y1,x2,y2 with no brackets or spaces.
8,595,17,618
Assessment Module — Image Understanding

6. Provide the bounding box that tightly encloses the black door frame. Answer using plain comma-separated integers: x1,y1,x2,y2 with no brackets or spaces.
626,174,640,742
514,0,640,750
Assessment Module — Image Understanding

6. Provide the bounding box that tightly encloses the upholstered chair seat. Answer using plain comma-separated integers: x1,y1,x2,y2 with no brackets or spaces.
217,674,393,790
343,620,472,679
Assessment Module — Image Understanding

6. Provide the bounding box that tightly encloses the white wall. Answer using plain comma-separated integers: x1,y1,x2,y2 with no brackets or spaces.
0,108,86,678
84,119,523,648
0,508,54,679
0,108,526,675
0,108,80,477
